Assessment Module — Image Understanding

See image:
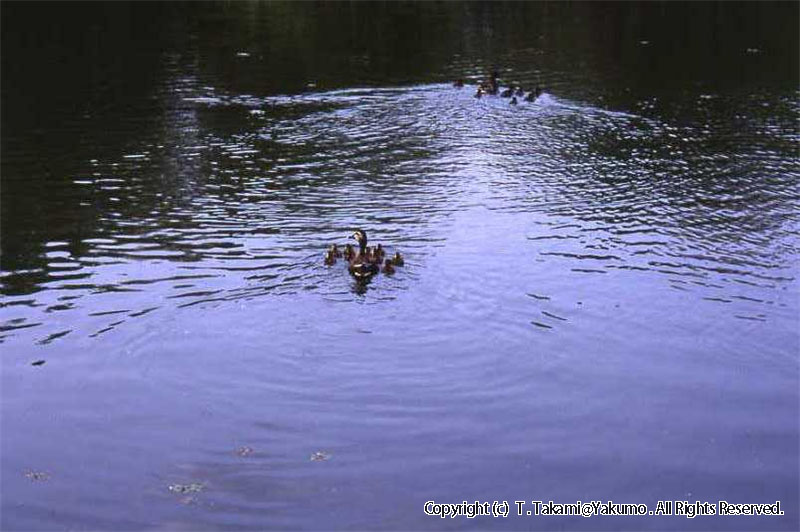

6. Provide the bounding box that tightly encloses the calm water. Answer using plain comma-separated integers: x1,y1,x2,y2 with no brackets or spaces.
2,2,798,530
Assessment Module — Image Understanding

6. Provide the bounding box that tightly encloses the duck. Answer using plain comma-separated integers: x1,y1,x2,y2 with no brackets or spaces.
486,71,499,95
382,259,396,275
525,86,543,102
500,87,513,98
510,96,518,105
349,229,379,280
392,251,404,267
323,250,336,265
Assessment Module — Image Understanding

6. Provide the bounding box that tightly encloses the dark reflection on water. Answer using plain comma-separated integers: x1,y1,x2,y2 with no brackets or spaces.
2,2,798,530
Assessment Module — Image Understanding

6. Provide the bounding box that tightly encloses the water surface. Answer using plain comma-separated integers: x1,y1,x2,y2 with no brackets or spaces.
2,2,798,530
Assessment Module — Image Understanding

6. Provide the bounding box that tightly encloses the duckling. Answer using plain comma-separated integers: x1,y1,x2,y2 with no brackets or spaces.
515,86,525,97
343,243,355,260
510,96,518,105
374,243,385,261
349,229,379,280
500,87,513,98
474,87,484,99
392,251,404,267
525,86,543,102
329,243,342,258
382,259,396,275
323,250,336,265
486,71,499,95
453,79,464,88
366,246,381,265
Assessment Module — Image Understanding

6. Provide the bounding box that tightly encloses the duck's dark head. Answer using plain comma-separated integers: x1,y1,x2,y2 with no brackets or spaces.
352,229,368,253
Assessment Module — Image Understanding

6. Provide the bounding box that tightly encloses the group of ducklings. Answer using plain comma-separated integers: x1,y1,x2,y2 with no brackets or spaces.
324,229,404,280
453,71,543,105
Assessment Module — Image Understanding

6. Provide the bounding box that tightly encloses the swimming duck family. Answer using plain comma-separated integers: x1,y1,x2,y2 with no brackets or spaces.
457,72,543,103
323,229,404,281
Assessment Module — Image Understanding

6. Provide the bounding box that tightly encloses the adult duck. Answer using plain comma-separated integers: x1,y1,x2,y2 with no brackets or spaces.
349,229,379,280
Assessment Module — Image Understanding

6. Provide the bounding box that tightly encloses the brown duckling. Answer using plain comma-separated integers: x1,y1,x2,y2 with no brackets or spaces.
392,251,404,267
486,71,499,94
382,259,396,275
323,250,336,265
515,86,524,97
510,96,518,105
366,247,380,265
525,86,542,102
374,243,385,261
474,87,484,99
453,79,464,88
500,87,513,98
343,243,355,260
329,243,342,258
349,229,379,280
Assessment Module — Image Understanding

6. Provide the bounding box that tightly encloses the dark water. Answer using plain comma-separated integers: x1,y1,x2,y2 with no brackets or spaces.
2,2,798,530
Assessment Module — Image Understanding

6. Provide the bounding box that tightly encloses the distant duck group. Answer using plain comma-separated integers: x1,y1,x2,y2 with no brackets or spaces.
453,71,543,104
324,229,404,281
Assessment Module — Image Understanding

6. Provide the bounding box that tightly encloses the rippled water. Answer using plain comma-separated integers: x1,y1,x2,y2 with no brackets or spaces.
2,2,798,530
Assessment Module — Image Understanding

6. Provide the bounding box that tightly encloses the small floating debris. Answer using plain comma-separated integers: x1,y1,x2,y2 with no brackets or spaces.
236,51,251,57
235,446,254,457
168,482,205,494
31,360,46,366
746,48,761,54
310,451,331,462
25,470,50,481
639,40,650,45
